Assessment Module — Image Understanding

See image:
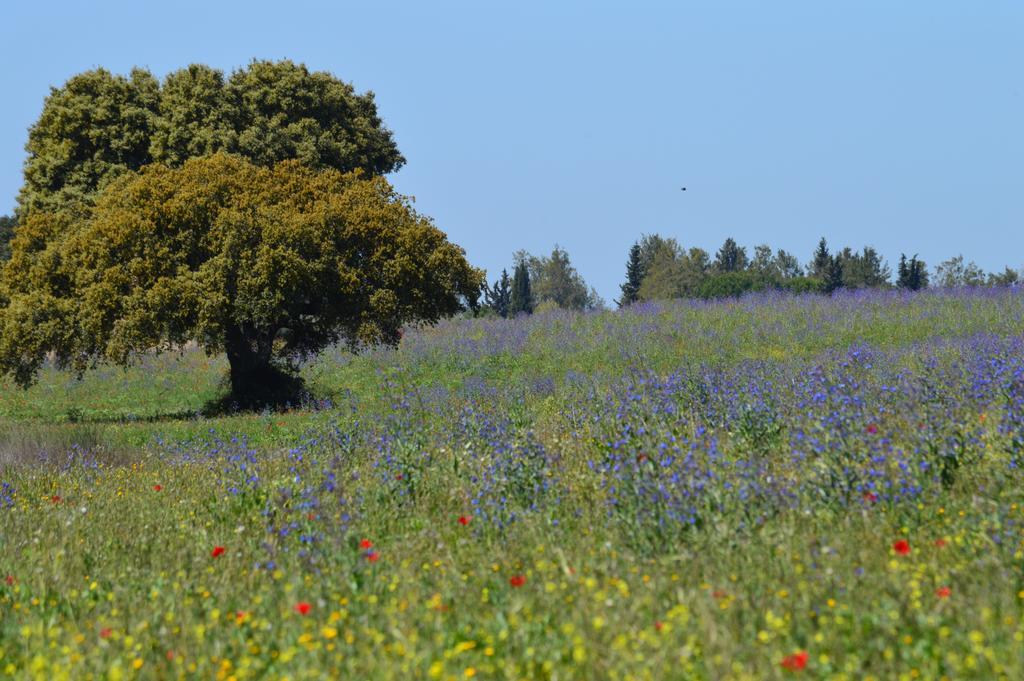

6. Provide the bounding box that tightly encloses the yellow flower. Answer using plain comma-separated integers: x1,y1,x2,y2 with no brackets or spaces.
452,641,476,655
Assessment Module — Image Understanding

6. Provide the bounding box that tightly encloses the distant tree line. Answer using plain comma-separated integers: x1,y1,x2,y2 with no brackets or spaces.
470,233,1022,318
616,235,1020,307
472,234,1021,319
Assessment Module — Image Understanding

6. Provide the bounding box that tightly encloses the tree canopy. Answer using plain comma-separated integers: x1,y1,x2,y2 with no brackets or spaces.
519,247,603,311
0,215,15,262
18,68,161,216
18,60,404,217
637,241,710,301
0,154,480,405
809,238,832,279
897,254,929,291
713,237,748,273
509,261,534,316
617,242,644,307
838,246,890,288
483,269,512,318
934,254,986,288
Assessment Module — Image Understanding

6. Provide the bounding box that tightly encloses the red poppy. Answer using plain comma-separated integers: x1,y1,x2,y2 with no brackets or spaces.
166,651,175,661
211,546,225,558
509,575,526,588
360,539,373,549
294,602,311,615
99,628,112,639
780,650,809,671
458,515,471,526
934,538,947,548
866,424,879,434
4,575,14,586
366,551,380,562
153,485,162,492
50,495,62,504
863,492,878,503
936,586,951,598
654,620,664,631
893,539,911,556
712,589,728,599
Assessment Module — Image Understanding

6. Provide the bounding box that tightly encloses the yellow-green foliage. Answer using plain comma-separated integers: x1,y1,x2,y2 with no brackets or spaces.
0,154,482,390
17,60,404,216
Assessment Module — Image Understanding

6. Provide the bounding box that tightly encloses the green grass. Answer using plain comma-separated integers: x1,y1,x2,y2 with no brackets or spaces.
1,290,1023,679
1,289,1020,446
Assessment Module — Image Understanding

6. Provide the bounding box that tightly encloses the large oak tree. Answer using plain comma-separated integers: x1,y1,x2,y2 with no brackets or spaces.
0,154,481,406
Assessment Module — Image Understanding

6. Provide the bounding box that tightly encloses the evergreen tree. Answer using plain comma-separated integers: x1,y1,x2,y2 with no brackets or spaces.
618,242,645,307
484,269,512,318
713,237,748,273
809,237,831,279
509,261,533,315
897,254,929,291
910,256,929,290
824,255,845,294
841,246,889,288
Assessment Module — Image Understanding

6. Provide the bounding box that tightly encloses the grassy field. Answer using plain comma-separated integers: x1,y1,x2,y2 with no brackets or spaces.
2,288,1024,679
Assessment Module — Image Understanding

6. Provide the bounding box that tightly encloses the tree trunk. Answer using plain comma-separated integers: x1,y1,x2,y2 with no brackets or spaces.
223,324,300,408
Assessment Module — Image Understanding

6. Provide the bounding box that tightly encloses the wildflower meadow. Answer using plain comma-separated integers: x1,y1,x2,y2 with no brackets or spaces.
2,288,1024,680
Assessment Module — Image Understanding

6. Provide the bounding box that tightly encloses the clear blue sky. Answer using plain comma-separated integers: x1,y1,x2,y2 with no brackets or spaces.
2,1,1021,302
